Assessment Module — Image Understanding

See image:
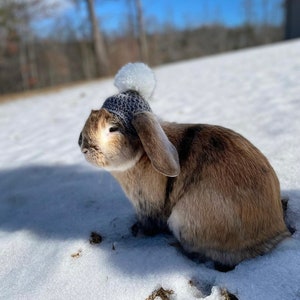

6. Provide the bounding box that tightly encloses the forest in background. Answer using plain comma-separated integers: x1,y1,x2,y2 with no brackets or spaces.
0,0,285,95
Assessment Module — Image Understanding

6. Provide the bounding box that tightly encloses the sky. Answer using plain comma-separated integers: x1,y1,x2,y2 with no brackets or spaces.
91,0,284,32
36,0,284,37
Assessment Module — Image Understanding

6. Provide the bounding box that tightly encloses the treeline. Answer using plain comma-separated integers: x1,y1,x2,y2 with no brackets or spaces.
0,0,284,95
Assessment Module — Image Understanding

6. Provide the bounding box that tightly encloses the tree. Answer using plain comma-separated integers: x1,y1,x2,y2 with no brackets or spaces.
133,0,148,62
243,0,255,25
85,0,109,76
0,0,38,91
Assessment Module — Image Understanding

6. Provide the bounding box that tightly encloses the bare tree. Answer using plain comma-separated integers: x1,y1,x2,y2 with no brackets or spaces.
242,0,255,25
85,0,109,76
0,0,39,91
133,0,148,62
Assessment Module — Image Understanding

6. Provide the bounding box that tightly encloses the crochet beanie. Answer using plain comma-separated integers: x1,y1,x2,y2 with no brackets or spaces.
102,63,156,132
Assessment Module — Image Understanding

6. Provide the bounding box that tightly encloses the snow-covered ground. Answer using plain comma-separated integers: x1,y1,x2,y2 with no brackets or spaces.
1,39,300,300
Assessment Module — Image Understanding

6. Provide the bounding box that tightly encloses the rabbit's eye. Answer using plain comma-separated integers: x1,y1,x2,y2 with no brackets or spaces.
109,126,119,133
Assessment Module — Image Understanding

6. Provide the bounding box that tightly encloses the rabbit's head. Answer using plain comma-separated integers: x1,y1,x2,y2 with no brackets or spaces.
79,63,180,176
78,108,143,171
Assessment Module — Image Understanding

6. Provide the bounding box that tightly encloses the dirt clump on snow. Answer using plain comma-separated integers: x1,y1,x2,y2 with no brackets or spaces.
71,249,82,258
89,231,103,244
145,287,174,300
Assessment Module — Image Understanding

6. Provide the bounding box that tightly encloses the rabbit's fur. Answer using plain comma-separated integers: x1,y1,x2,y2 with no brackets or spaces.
79,108,290,267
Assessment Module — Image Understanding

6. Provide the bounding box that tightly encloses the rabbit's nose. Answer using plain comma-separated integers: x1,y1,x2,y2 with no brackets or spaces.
78,132,83,146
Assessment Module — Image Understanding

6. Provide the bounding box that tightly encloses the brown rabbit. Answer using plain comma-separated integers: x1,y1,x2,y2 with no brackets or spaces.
79,63,290,268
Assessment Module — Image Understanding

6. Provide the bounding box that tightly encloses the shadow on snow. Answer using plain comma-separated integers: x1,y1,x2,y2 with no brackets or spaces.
0,164,299,276
0,164,133,240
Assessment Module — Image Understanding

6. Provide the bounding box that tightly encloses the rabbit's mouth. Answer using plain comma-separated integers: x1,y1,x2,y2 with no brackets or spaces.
83,148,107,168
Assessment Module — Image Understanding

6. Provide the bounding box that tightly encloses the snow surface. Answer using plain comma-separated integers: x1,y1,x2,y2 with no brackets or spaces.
1,39,300,300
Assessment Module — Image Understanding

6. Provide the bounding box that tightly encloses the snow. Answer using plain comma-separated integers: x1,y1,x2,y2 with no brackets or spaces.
1,39,300,300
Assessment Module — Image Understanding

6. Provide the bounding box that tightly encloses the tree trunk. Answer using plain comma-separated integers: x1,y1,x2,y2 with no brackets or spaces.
86,0,109,76
134,0,148,63
79,41,94,79
19,42,29,91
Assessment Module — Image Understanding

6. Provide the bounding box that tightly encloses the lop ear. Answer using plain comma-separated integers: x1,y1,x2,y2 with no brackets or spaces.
132,112,180,177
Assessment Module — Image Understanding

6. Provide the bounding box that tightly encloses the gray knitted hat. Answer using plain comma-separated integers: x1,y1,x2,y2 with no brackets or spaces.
101,63,156,132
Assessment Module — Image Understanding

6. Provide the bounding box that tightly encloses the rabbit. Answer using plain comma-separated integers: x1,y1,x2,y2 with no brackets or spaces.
79,62,290,268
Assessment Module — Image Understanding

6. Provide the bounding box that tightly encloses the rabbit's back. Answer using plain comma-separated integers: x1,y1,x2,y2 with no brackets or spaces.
164,123,290,265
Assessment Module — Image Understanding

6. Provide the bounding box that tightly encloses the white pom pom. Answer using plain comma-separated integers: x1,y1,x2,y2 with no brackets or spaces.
114,62,156,100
